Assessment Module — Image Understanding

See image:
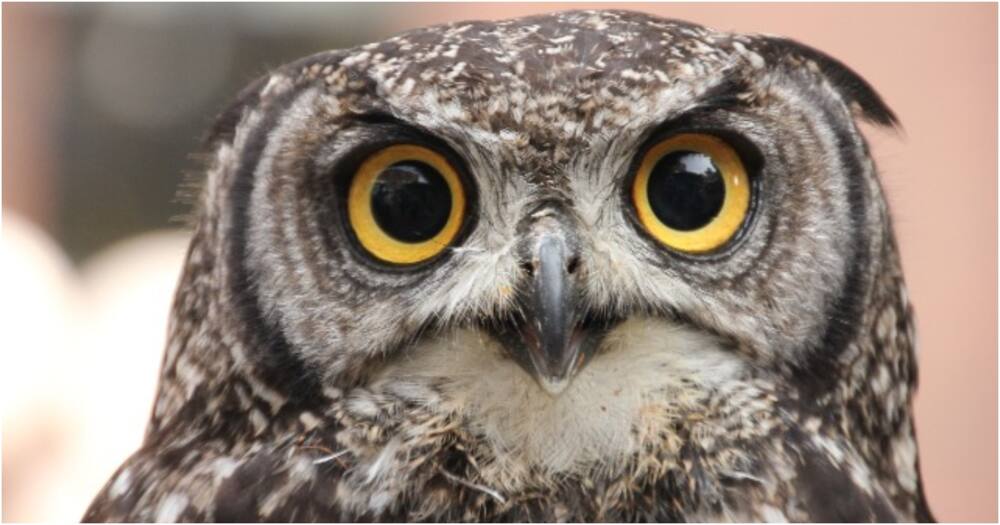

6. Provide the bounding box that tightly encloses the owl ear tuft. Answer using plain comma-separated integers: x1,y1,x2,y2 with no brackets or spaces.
756,37,900,128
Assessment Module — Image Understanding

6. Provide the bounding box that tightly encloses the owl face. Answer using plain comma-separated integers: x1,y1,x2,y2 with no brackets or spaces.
238,11,893,425
82,10,928,521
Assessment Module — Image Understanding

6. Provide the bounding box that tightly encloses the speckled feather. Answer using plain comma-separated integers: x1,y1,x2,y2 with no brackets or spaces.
85,10,932,522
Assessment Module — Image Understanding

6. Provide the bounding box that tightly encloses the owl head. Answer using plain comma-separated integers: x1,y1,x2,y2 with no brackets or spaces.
68,11,939,522
160,10,909,478
208,9,892,385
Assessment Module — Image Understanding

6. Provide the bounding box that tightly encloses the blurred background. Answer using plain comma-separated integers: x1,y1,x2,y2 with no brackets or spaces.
2,3,996,522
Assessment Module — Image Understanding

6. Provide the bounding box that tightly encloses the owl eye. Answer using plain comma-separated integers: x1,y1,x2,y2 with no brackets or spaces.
347,144,466,265
631,133,752,254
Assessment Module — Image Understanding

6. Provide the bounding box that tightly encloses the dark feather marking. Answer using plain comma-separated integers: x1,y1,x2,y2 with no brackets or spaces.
214,453,283,521
794,439,896,522
226,84,326,409
791,79,873,400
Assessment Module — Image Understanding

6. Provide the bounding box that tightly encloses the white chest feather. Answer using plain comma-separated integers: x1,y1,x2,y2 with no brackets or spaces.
373,317,747,483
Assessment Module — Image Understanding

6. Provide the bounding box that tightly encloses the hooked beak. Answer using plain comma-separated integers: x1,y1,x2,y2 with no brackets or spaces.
520,234,581,394
486,206,613,395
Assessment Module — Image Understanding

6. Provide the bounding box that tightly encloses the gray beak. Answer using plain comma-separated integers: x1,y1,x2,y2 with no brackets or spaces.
484,200,615,395
521,232,581,394
482,200,611,395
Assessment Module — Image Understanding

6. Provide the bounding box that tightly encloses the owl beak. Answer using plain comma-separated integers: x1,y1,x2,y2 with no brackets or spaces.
521,234,582,395
486,202,612,395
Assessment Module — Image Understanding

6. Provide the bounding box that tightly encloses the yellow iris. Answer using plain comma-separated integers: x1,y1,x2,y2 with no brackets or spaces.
631,133,751,254
347,144,465,265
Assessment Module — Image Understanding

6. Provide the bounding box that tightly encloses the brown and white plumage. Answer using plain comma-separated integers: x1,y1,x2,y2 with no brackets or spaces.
85,10,932,522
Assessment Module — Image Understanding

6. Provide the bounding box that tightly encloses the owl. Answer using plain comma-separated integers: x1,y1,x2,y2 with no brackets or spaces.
84,10,933,522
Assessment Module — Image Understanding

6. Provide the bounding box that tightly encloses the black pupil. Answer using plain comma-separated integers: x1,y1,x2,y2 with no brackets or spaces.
370,161,452,242
647,150,725,231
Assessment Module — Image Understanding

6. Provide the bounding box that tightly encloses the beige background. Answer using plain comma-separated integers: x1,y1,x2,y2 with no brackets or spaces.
3,3,996,522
